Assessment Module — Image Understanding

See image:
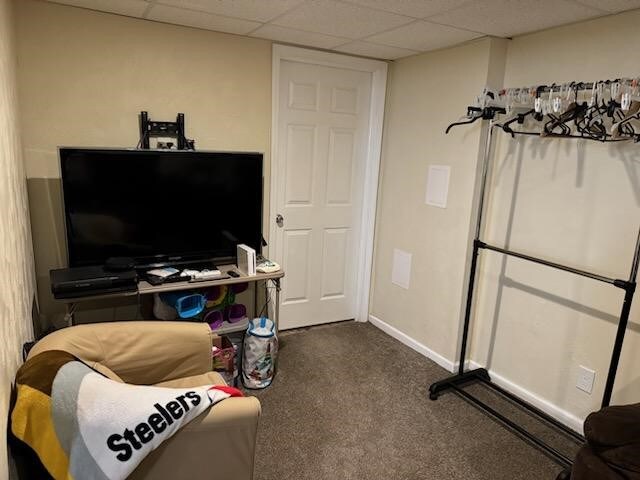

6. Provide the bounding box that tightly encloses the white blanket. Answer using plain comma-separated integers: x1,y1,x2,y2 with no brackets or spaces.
12,353,240,480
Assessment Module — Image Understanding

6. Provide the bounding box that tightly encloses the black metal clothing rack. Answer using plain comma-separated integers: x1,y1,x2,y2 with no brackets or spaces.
428,108,640,470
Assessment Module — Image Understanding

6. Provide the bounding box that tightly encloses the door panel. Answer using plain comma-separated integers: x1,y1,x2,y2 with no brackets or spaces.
282,229,312,304
326,128,355,205
321,227,349,299
284,124,315,205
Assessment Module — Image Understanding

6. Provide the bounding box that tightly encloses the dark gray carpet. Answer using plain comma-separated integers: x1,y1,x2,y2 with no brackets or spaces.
248,321,580,480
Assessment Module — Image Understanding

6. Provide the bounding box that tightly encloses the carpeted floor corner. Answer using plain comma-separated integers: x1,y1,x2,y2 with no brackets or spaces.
247,321,580,480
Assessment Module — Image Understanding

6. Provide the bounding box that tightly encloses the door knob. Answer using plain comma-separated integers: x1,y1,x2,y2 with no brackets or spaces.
276,214,284,227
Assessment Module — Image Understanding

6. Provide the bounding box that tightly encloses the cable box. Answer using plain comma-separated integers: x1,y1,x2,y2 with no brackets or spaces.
50,266,138,299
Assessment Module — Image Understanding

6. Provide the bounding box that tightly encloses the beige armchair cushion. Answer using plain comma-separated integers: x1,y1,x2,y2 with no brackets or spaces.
27,321,213,385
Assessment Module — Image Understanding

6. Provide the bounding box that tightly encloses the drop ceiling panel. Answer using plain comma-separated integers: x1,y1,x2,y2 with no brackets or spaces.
574,0,640,13
249,25,349,49
427,0,605,37
367,20,481,51
344,0,472,19
272,0,414,39
146,4,261,34
48,0,150,17
155,0,305,22
335,41,418,60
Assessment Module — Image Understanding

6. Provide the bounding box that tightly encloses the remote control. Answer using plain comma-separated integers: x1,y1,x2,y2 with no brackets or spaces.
192,269,222,280
146,272,183,285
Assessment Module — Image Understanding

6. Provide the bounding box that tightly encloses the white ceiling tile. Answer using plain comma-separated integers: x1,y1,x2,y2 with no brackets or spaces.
343,0,472,19
367,20,482,51
272,0,414,39
47,0,150,17
335,41,418,59
155,0,304,22
249,25,349,49
146,4,261,34
574,0,640,13
427,0,606,37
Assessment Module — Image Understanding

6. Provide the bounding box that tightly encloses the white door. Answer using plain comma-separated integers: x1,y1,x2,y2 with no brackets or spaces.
273,57,374,330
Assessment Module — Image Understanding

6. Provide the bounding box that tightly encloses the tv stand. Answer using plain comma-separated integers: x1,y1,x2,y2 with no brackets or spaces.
58,264,284,333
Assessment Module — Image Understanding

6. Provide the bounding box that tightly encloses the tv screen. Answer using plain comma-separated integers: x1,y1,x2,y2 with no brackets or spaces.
60,148,263,267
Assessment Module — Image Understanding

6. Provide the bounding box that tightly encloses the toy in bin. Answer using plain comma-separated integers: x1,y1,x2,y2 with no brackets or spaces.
212,336,238,385
205,285,228,309
154,291,206,319
226,283,249,323
202,283,249,330
204,309,224,330
226,303,247,323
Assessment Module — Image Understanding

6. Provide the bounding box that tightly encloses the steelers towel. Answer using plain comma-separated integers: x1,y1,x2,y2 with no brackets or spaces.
11,350,242,480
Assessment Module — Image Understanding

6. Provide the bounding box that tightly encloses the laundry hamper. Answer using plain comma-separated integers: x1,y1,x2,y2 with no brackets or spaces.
242,317,278,389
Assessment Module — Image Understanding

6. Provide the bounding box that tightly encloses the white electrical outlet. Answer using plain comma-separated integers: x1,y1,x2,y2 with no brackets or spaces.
576,366,596,394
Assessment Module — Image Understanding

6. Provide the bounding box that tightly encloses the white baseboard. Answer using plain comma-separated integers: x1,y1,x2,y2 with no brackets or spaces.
368,315,456,372
368,314,584,434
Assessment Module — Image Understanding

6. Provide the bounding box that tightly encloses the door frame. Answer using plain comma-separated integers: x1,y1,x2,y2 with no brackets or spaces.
270,44,388,323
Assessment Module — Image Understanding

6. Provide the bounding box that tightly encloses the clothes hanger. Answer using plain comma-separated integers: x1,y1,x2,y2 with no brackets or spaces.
533,85,546,121
581,82,634,141
577,81,609,140
543,99,587,136
544,113,573,136
542,106,573,136
445,91,505,134
610,101,640,139
550,84,583,136
498,109,537,137
445,107,484,134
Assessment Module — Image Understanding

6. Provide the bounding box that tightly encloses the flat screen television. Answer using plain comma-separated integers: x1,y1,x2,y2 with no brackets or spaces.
60,148,263,268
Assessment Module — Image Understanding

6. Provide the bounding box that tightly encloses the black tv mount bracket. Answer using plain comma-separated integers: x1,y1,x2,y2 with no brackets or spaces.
138,111,195,150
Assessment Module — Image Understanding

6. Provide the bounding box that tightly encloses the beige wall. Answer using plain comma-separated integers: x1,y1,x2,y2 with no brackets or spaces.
15,0,272,324
0,0,37,477
471,10,640,422
370,38,505,361
372,9,640,427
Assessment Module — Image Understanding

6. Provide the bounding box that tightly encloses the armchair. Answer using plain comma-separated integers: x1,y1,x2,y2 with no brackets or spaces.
25,321,261,480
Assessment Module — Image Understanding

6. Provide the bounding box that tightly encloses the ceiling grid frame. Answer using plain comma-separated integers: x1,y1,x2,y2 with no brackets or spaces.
42,0,640,59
